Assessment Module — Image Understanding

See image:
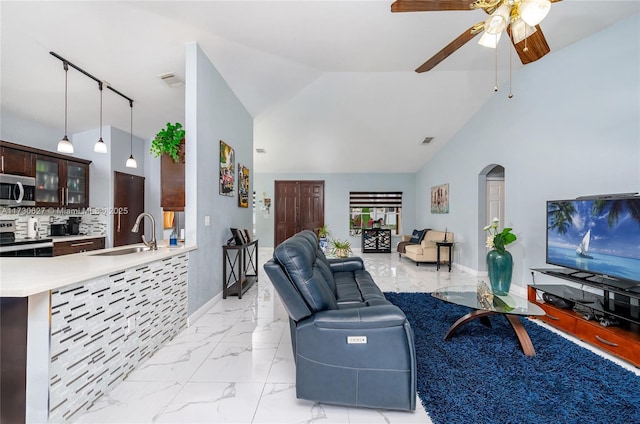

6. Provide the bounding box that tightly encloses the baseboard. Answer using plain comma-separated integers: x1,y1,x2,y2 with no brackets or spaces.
188,292,222,326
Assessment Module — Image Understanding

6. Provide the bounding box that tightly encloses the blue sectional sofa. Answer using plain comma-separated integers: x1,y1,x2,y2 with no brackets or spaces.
263,230,417,411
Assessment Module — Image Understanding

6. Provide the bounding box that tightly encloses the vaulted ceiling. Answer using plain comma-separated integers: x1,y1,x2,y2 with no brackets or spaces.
1,1,638,173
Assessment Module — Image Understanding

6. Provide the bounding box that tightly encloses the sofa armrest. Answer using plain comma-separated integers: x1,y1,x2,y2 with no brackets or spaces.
401,235,412,242
312,305,407,329
328,256,365,272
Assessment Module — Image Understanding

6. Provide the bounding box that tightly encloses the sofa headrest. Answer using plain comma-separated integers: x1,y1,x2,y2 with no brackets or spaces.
273,231,338,312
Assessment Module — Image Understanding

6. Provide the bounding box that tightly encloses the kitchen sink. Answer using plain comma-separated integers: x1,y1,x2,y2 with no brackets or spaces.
90,246,150,256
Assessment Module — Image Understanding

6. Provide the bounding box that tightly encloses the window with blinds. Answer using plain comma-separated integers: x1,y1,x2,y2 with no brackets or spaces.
349,192,402,235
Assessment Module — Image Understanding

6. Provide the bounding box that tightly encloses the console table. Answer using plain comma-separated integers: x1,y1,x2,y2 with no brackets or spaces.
362,228,392,253
529,268,640,367
222,239,258,299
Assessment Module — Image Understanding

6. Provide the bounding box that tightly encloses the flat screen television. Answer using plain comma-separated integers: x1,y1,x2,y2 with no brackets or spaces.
546,195,640,285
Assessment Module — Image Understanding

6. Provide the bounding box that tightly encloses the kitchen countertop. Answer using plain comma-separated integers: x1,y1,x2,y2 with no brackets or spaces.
0,242,197,297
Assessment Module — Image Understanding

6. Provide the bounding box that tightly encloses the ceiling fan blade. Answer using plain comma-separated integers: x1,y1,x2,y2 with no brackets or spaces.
507,24,550,64
391,1,475,13
415,24,482,72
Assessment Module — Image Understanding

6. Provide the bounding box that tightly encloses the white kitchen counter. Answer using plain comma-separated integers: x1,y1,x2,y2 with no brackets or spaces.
0,243,197,297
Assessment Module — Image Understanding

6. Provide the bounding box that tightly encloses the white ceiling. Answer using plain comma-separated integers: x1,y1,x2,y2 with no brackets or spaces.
1,1,638,173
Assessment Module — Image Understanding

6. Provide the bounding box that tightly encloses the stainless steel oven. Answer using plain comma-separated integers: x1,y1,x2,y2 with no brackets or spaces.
0,174,36,206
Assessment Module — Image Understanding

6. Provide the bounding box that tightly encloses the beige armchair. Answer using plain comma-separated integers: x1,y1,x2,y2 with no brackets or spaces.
401,230,453,266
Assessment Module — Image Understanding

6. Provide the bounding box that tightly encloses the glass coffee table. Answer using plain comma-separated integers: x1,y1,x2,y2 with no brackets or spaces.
431,284,545,356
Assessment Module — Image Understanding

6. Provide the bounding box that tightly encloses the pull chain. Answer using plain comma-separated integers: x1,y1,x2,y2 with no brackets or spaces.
494,40,498,92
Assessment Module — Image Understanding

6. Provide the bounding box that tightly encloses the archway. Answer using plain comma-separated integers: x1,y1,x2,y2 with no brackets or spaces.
477,164,505,272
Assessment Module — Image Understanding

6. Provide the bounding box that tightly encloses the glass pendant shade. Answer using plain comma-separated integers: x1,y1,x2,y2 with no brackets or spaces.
94,138,107,153
126,155,137,168
484,4,511,35
478,31,502,49
57,135,74,154
519,0,551,27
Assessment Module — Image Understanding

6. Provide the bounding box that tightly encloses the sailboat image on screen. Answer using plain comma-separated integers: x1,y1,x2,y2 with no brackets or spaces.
576,229,594,259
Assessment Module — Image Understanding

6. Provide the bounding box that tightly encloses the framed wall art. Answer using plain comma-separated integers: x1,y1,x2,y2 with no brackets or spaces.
431,183,449,214
219,140,235,196
238,164,249,208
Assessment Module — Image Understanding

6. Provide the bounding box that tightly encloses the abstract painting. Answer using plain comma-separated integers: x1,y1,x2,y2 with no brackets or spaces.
219,140,234,196
431,183,449,214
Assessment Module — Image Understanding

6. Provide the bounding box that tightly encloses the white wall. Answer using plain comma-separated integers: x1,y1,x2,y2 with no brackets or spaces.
253,172,416,248
185,42,253,315
415,14,640,292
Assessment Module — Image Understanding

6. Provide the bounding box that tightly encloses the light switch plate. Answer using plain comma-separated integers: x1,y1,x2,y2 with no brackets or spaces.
204,216,210,226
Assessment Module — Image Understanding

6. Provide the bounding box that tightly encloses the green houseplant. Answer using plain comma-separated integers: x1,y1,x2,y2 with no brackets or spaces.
150,122,185,162
329,239,352,258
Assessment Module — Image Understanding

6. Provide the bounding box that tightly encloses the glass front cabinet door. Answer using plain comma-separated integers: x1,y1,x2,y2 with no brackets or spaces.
35,156,89,208
35,156,61,206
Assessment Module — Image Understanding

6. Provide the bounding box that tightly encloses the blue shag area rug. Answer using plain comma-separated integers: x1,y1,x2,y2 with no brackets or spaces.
384,292,640,424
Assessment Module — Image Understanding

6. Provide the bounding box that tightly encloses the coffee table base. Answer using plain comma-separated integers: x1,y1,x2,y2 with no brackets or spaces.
444,310,536,356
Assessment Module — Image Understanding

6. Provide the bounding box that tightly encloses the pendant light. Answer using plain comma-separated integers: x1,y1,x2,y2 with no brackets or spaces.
57,61,74,154
94,81,107,153
125,100,137,168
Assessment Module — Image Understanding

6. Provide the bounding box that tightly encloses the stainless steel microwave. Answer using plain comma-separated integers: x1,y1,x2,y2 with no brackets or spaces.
0,174,36,206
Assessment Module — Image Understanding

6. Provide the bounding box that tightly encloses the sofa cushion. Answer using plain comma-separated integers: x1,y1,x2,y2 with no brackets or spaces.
409,229,426,244
274,234,338,312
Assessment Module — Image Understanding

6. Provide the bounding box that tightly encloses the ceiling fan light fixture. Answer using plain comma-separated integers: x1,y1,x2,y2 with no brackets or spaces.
484,4,511,35
478,31,502,49
510,18,537,44
519,0,551,27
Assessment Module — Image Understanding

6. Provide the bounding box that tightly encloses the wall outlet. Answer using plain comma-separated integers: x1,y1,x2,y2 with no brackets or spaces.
347,336,367,344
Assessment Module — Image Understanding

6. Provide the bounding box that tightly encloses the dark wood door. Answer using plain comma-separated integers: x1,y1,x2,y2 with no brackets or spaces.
114,171,145,247
274,180,324,246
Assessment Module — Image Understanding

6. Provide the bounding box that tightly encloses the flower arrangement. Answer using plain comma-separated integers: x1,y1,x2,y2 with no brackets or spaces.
484,217,517,253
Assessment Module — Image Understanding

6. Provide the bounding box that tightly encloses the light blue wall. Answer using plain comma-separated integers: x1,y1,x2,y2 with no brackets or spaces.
415,14,640,292
185,42,253,316
253,172,416,248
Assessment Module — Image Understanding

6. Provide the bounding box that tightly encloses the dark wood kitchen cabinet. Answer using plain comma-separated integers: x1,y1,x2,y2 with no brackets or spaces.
35,155,90,208
53,236,105,256
161,141,185,211
0,140,91,208
0,143,34,176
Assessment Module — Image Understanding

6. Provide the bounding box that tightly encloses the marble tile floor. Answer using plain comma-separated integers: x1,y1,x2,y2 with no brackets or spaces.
74,248,638,424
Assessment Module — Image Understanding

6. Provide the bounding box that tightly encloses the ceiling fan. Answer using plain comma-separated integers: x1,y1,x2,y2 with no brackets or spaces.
391,0,562,72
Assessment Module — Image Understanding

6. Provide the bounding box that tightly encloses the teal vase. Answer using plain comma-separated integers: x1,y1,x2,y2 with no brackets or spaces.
487,249,513,295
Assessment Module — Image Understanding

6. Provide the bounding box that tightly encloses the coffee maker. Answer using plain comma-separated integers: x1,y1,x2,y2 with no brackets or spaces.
67,217,82,235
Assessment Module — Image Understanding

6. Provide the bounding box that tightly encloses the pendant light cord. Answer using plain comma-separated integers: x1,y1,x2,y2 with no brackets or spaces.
98,82,103,139
63,61,69,136
130,100,134,154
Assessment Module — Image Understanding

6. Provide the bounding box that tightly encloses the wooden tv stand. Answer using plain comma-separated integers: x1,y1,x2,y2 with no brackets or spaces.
529,268,640,368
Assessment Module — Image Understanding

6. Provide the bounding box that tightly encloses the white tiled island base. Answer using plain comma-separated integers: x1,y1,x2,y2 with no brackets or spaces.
0,245,194,424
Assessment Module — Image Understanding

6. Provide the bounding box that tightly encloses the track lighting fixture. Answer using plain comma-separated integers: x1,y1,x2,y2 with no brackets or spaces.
57,61,74,154
50,52,134,157
94,81,108,153
126,100,137,168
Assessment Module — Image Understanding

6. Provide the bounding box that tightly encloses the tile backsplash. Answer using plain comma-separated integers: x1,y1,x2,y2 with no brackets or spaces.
1,207,107,238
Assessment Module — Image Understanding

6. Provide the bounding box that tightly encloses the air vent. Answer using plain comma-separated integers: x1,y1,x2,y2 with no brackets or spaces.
422,137,434,144
158,72,184,88
256,148,266,154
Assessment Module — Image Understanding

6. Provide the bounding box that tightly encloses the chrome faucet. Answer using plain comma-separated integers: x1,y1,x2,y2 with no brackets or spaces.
131,212,157,250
